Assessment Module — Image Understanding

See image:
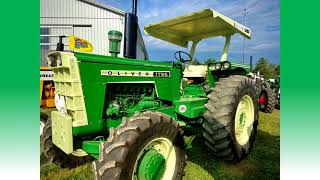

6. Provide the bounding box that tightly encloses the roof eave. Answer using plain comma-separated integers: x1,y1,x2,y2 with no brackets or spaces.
78,0,125,16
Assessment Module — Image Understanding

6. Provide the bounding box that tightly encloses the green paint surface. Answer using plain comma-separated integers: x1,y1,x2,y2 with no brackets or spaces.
239,113,244,126
82,141,101,155
183,84,206,98
137,149,165,180
174,97,208,118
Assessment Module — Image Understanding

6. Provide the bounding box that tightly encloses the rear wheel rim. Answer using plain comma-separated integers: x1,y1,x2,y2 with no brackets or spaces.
235,95,255,145
260,92,268,106
132,137,176,180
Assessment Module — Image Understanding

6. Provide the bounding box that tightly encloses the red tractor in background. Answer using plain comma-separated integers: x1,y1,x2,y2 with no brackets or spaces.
248,72,276,113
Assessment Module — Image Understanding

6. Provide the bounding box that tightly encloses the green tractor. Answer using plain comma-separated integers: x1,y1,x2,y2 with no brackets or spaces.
41,7,259,180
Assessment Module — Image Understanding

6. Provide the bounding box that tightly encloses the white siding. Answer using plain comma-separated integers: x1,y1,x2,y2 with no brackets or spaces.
40,0,148,65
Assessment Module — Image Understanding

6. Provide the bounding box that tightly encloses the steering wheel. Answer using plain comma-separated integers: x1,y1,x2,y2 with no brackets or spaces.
174,51,192,63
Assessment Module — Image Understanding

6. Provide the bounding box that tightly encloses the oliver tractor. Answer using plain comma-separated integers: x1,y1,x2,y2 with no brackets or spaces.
41,7,259,180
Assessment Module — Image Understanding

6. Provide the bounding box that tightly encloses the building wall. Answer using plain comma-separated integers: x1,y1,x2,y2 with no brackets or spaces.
40,0,148,65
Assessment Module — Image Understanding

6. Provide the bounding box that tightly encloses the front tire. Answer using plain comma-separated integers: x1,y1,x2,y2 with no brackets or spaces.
202,75,259,162
41,118,93,168
92,111,186,180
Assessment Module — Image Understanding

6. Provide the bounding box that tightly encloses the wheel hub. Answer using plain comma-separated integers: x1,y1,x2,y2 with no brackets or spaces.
132,137,176,180
137,149,165,180
239,113,245,127
235,95,254,145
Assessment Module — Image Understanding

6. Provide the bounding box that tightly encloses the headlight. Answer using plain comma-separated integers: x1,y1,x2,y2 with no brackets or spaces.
57,55,62,66
215,63,222,70
222,61,231,70
209,64,216,70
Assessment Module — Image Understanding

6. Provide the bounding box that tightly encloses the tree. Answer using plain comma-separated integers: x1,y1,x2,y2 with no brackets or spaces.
254,57,279,79
275,65,280,76
204,58,217,64
190,58,201,65
254,58,269,73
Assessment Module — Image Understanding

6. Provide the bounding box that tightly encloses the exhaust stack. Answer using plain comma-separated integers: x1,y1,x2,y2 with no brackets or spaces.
132,0,137,15
123,0,138,59
56,35,66,51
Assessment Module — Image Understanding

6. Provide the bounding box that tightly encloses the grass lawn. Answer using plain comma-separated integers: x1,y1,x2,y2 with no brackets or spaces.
40,110,280,180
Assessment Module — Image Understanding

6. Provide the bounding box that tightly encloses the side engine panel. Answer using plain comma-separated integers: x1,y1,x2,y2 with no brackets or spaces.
74,54,182,135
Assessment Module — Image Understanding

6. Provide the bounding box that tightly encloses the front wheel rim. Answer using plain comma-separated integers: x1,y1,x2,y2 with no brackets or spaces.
132,137,176,180
235,95,255,146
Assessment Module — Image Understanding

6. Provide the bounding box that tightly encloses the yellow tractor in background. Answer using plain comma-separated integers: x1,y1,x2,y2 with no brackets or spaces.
40,66,55,107
40,66,55,136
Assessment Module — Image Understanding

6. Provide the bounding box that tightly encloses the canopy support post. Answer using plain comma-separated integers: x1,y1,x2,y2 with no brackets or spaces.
189,40,199,60
220,35,231,62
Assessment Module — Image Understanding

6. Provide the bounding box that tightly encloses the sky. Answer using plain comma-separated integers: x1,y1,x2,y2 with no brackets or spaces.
98,0,280,65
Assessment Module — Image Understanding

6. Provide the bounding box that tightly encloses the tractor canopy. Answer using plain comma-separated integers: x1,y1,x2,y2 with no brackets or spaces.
144,8,251,48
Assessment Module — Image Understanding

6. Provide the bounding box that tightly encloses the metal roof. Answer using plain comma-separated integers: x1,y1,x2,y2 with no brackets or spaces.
144,9,251,48
78,0,125,16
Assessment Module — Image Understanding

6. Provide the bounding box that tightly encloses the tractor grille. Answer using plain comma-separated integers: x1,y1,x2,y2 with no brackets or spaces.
48,52,88,127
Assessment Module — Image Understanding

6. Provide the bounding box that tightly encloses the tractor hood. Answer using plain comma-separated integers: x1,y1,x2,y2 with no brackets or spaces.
144,9,251,48
74,52,180,68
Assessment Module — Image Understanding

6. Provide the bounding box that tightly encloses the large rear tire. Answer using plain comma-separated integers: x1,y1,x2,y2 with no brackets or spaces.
254,79,262,95
92,111,186,180
202,75,259,162
41,118,93,168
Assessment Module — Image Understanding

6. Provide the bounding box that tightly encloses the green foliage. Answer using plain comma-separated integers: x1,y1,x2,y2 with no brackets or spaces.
40,163,60,179
190,58,217,65
275,65,280,76
254,57,280,79
203,58,217,64
40,163,93,180
190,58,202,65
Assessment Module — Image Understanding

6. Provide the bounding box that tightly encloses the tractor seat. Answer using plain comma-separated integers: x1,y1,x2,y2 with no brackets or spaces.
183,65,207,78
